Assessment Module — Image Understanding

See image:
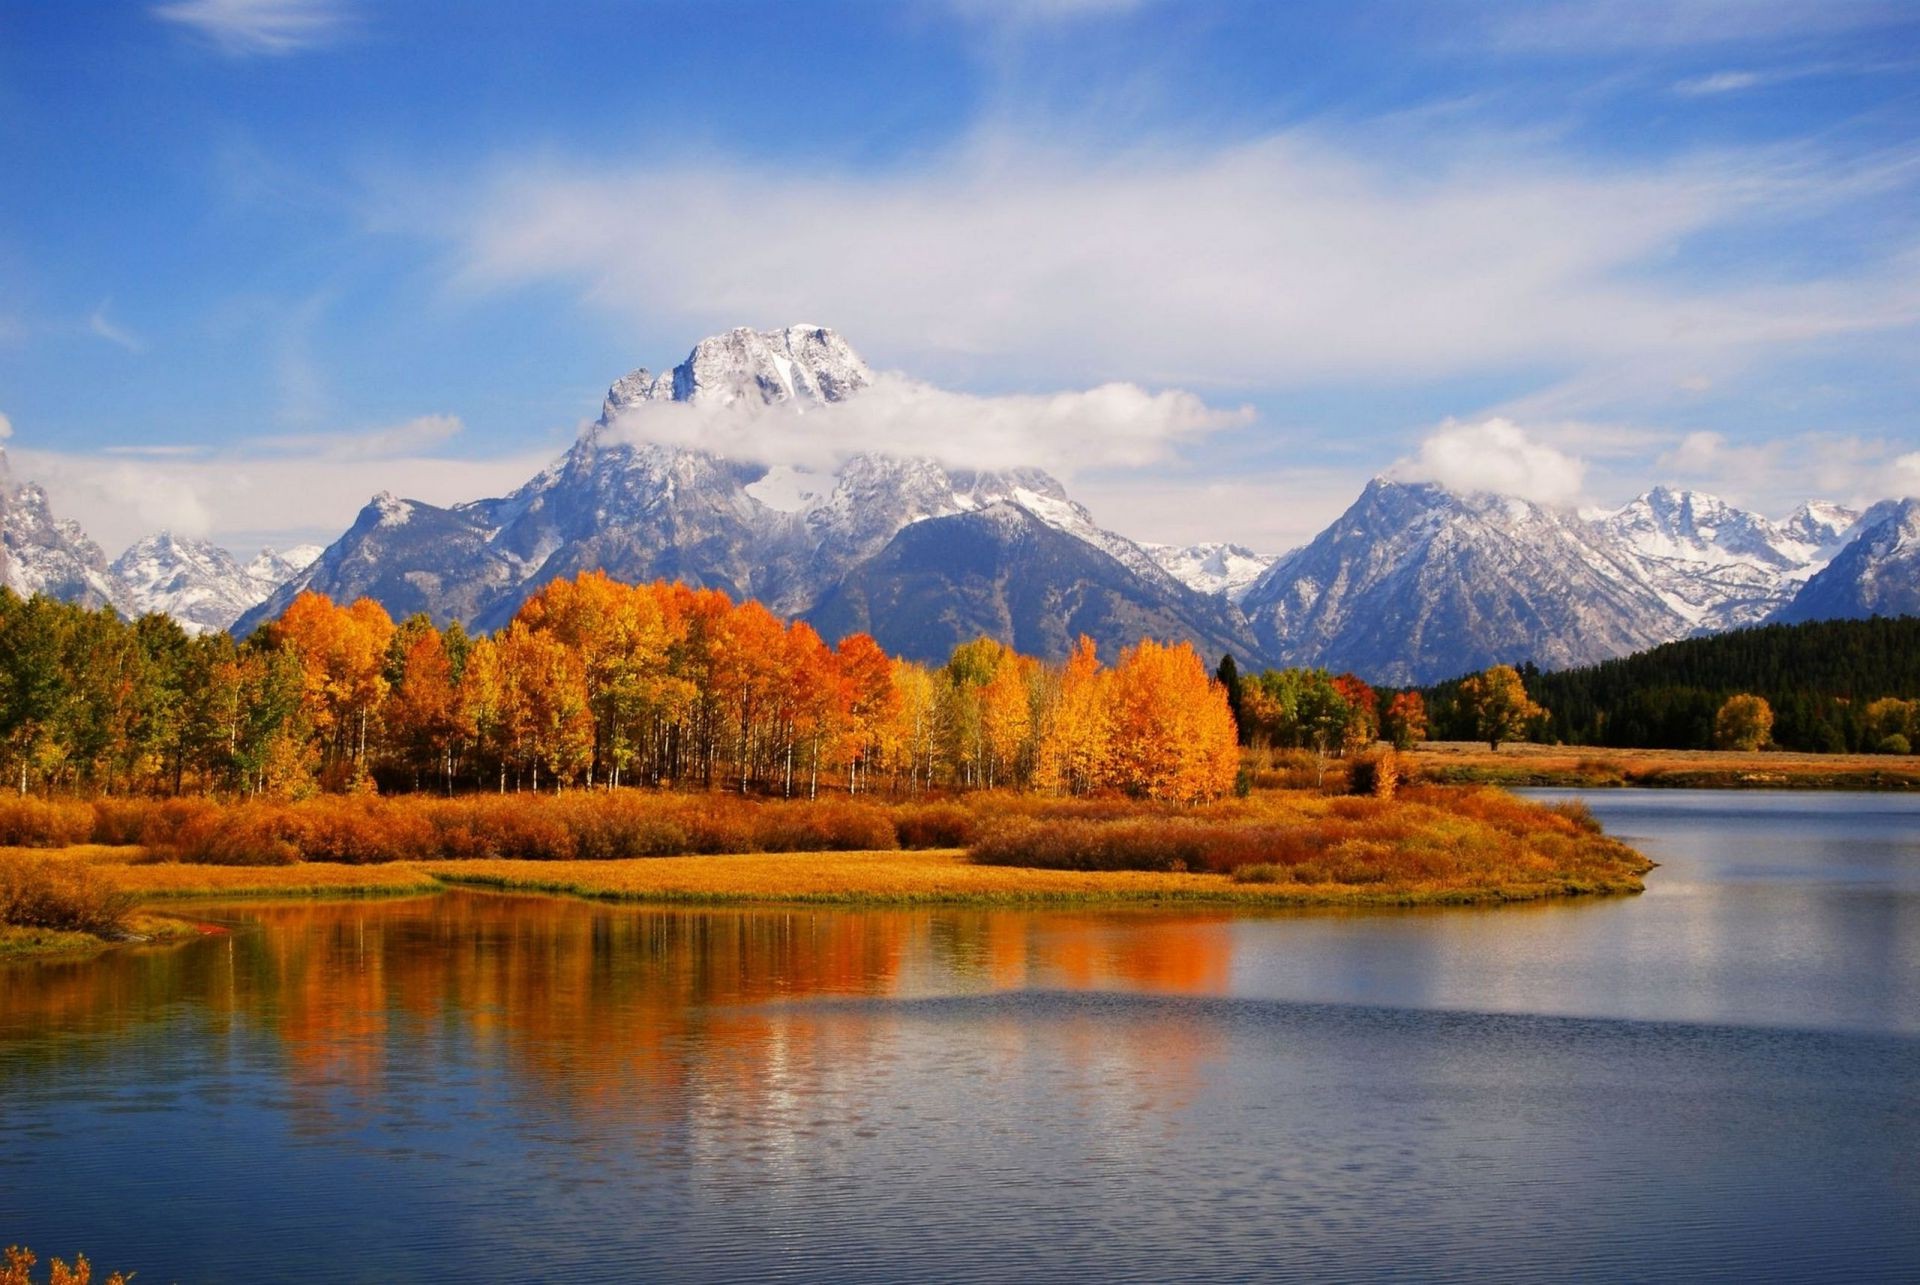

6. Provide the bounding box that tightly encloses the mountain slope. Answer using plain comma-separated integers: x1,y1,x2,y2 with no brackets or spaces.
0,457,121,610
1143,541,1277,601
805,502,1261,664
1240,479,1686,684
1600,486,1837,632
111,533,322,634
1773,499,1920,624
242,325,1218,649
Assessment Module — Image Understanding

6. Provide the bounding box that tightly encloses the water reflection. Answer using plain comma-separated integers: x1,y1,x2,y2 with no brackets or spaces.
2,791,1916,1282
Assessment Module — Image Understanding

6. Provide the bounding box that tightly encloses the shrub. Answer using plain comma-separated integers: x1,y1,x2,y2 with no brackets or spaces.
1877,734,1912,756
0,797,95,848
892,802,979,849
0,859,135,935
1347,751,1400,799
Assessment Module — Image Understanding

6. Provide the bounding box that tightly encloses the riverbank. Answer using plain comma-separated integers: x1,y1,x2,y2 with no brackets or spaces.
1411,742,1920,790
0,786,1655,955
0,910,201,958
0,840,1649,953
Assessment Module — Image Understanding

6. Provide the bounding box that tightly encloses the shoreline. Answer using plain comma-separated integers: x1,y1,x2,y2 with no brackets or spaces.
0,845,1652,957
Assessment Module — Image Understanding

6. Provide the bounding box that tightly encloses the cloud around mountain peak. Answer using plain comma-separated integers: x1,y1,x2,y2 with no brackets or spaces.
1393,417,1588,508
596,369,1250,477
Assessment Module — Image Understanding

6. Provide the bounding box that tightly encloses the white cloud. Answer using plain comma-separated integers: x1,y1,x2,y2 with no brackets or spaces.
1674,70,1764,96
1663,429,1728,472
600,375,1248,475
436,129,1920,395
0,411,12,442
87,301,145,354
1396,418,1589,506
8,412,551,556
1895,452,1920,498
152,0,352,56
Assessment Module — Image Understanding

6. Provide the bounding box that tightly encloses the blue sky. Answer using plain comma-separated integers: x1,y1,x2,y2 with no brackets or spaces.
1,0,1916,556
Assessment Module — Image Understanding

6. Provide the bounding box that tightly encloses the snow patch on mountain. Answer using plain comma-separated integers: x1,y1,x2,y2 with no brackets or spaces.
1144,542,1278,602
111,533,324,634
0,452,122,610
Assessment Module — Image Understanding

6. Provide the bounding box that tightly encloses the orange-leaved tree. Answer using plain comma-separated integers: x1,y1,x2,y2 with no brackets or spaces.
1104,638,1239,804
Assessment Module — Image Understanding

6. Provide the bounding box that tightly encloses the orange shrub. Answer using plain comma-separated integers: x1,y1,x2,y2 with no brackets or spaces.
0,797,95,848
0,858,135,934
891,801,978,848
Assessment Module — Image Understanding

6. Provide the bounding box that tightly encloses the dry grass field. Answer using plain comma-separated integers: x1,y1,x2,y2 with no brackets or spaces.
1410,741,1920,790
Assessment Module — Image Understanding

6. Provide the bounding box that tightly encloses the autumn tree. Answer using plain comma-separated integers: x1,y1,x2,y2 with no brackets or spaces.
1104,639,1238,804
1331,673,1378,756
1458,664,1547,752
836,633,899,794
384,617,468,792
1712,693,1774,752
1382,690,1428,751
1035,636,1112,796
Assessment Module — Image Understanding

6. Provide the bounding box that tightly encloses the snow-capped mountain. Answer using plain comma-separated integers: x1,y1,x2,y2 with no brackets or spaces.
238,325,1240,662
0,452,122,609
1144,542,1278,602
1238,479,1883,684
1781,501,1861,550
1600,486,1840,632
1240,479,1686,685
1774,499,1920,624
111,533,322,634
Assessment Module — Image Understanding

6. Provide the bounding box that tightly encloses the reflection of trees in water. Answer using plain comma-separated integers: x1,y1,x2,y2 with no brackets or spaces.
1,895,1236,1135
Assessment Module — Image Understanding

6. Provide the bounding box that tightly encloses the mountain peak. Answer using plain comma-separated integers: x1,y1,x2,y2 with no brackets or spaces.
601,324,874,422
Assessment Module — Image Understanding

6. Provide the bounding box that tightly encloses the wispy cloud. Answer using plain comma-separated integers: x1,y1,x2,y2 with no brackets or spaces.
9,412,547,555
600,376,1247,476
259,413,465,460
87,300,145,353
1674,70,1766,96
432,128,1920,401
152,0,353,57
946,0,1150,24
1482,0,1912,53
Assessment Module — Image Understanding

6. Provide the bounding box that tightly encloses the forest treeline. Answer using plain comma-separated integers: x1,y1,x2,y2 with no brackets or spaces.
0,572,1239,805
1417,617,1920,752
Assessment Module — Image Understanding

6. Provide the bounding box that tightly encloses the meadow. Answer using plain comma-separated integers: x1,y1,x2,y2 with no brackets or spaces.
0,772,1652,955
1410,741,1920,790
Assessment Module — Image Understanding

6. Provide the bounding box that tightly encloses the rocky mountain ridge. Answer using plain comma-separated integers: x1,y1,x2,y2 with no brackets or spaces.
2,325,1911,680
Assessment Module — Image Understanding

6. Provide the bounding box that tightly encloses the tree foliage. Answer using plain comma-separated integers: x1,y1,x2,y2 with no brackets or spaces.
0,575,1241,803
1421,618,1920,753
1712,693,1774,751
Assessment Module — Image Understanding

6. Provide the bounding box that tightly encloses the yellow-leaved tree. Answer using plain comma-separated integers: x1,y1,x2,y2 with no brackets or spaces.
1457,664,1546,753
1103,639,1239,804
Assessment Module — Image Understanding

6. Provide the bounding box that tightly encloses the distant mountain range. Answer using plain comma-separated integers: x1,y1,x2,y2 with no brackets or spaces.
6,324,1916,680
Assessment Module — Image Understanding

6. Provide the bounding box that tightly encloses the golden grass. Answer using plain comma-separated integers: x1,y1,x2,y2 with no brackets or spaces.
1410,741,1920,790
427,847,1645,908
0,909,202,958
0,781,1653,918
0,847,443,900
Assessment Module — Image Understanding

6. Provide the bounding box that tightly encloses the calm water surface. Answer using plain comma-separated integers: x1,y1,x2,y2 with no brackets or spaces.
2,790,1916,1282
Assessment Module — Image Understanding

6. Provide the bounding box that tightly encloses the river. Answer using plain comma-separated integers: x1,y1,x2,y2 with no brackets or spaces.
2,790,1915,1281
